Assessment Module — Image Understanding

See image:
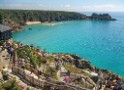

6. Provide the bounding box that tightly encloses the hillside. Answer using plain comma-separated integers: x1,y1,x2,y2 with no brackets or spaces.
0,40,124,90
0,9,87,31
0,9,115,31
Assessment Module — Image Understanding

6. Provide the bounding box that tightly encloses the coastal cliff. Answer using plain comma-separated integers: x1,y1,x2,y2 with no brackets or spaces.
0,9,87,31
0,40,124,90
0,9,115,31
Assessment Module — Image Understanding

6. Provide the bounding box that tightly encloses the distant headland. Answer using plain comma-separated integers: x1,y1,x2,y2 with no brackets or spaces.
90,13,116,21
0,9,116,31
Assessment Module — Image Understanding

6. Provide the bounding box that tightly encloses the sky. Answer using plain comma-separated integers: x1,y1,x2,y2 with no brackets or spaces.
0,0,124,12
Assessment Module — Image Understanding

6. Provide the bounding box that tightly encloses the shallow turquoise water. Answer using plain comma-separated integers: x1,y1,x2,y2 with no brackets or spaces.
12,13,124,76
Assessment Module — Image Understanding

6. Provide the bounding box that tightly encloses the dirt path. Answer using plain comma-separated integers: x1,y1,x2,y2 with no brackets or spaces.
9,73,41,90
0,50,11,79
0,50,10,69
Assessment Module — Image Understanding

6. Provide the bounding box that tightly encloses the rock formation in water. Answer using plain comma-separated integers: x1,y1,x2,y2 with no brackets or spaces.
90,13,116,20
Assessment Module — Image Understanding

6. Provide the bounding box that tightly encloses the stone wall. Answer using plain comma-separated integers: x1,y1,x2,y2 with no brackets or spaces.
12,66,89,90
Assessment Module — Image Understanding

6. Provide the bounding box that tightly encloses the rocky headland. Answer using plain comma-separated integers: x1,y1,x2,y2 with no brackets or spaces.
90,13,116,20
0,9,116,31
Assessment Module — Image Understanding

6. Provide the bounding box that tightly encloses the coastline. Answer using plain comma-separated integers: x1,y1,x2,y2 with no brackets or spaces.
0,9,123,90
11,22,124,76
26,21,41,25
10,39,123,77
26,21,65,26
1,39,124,90
41,22,65,26
0,10,116,32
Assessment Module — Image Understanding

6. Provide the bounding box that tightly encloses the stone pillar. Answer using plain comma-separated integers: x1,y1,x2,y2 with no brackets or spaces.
13,49,18,66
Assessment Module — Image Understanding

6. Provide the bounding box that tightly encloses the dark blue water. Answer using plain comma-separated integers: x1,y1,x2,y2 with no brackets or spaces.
12,12,124,76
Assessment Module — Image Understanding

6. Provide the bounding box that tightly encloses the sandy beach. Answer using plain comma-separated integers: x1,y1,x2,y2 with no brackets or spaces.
26,21,41,25
41,22,64,26
26,21,64,26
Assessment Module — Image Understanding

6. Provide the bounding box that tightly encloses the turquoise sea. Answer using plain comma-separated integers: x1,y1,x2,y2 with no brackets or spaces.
12,12,124,76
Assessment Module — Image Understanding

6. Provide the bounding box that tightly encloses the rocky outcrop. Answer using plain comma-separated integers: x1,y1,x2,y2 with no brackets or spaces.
68,54,93,70
63,54,121,77
90,13,116,20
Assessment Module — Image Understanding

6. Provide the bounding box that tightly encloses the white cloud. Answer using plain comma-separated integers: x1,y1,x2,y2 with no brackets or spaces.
0,3,124,12
60,4,71,8
65,5,71,8
0,3,36,7
0,3,47,10
38,4,47,7
93,5,114,8
81,4,115,12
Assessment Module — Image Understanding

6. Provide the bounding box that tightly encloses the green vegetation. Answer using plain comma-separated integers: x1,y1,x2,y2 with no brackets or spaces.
81,71,91,77
45,67,58,80
64,63,91,77
0,9,87,31
17,46,46,68
64,63,82,74
0,9,114,31
0,79,21,90
0,40,7,45
48,56,55,63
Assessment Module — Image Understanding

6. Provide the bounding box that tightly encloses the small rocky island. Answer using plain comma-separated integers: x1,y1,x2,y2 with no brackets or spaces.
0,9,115,31
90,13,116,20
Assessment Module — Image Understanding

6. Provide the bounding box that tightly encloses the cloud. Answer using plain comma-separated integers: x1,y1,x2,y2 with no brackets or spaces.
0,3,36,7
60,4,71,8
64,5,71,8
82,4,114,9
81,4,115,12
93,5,114,8
38,4,47,7
0,3,123,12
0,3,47,10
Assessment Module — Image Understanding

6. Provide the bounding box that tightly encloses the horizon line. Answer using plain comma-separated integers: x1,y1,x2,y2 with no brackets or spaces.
0,8,124,13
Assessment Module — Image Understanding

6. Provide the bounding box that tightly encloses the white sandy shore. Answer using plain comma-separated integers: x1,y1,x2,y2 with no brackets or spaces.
26,21,41,25
26,21,65,26
41,22,64,26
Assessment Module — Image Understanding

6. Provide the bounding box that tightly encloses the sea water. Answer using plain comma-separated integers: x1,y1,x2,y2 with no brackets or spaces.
12,12,124,76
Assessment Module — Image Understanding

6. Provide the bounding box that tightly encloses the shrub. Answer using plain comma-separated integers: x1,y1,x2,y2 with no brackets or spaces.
0,79,22,90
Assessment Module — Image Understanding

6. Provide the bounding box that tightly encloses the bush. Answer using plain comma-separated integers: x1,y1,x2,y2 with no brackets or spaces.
0,79,21,90
45,67,57,80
